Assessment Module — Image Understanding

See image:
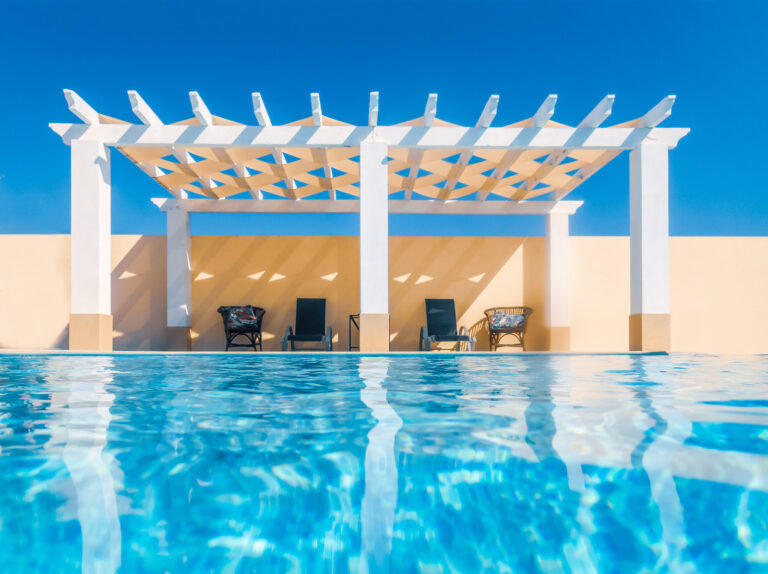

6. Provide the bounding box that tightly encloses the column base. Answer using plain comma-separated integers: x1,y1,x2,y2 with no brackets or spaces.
359,313,390,353
629,313,670,352
69,314,113,351
546,326,571,352
167,326,192,351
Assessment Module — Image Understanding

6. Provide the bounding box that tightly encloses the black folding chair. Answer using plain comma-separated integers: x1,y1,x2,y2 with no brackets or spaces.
419,298,476,352
281,298,333,351
217,305,266,351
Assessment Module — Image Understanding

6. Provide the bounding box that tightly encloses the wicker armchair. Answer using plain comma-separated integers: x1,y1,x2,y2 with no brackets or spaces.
484,307,533,351
217,305,266,351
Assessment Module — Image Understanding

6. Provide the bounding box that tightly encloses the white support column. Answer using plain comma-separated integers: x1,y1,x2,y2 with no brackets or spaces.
629,142,671,351
70,139,112,350
359,140,390,352
166,208,192,350
545,211,570,351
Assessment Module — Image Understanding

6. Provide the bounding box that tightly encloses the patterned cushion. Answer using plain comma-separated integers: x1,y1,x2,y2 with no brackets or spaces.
226,307,261,331
491,312,525,330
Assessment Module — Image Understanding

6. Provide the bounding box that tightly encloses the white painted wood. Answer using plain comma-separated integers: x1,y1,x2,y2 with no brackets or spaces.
368,92,379,127
71,140,111,315
50,123,689,151
578,95,615,128
128,90,162,125
166,208,191,327
630,142,670,315
404,94,438,200
152,197,583,215
63,90,100,124
424,93,438,126
189,91,213,126
251,93,272,126
640,95,676,128
309,93,336,199
311,93,322,126
545,211,570,328
249,92,296,198
441,95,499,198
53,92,688,205
532,94,557,127
520,95,615,194
360,141,389,314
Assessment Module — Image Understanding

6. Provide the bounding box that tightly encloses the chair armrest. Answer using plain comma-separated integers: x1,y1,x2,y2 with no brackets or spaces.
420,326,430,351
325,326,333,351
280,325,293,351
459,326,474,339
459,326,476,351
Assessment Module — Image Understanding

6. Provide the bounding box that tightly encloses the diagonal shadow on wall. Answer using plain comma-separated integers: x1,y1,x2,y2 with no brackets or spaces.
191,236,360,351
111,236,169,350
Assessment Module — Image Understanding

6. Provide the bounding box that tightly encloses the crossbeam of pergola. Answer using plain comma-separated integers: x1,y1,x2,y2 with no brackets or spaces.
51,90,689,353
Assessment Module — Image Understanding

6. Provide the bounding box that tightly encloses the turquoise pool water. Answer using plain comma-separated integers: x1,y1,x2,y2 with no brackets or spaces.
0,354,767,572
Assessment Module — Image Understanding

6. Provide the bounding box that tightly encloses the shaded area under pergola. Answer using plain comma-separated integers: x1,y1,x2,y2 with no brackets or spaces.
51,90,688,352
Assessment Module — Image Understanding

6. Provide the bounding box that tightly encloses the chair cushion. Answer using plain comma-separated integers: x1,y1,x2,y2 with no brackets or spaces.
226,307,261,331
491,312,525,330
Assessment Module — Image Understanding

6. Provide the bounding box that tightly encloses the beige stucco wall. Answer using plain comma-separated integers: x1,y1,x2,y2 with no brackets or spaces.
1,235,766,353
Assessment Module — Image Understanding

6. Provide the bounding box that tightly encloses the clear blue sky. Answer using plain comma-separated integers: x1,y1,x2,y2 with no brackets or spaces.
1,0,766,236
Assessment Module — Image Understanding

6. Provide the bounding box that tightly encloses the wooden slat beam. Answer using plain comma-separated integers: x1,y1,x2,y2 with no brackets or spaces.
251,92,297,199
439,94,499,200
476,94,558,200
152,197,584,215
63,89,99,125
517,95,615,199
368,92,379,127
404,93,438,200
50,123,689,151
310,93,336,199
189,92,213,126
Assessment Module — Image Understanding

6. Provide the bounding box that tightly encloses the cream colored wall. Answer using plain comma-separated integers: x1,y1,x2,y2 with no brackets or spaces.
190,236,359,351
0,235,71,349
0,235,766,353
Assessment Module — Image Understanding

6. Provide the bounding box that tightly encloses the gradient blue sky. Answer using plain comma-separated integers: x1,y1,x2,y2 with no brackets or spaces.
1,0,766,236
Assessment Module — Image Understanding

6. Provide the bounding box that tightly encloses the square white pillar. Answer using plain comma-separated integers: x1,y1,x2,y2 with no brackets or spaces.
70,139,112,350
166,208,192,350
545,211,570,351
359,141,390,352
629,142,671,351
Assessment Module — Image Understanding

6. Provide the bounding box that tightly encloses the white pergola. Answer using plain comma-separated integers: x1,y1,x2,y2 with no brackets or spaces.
51,90,688,352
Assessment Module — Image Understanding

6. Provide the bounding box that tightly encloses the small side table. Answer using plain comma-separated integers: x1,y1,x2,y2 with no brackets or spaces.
348,314,360,351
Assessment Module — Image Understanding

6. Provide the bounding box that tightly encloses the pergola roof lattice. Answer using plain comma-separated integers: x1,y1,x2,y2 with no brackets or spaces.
51,91,687,204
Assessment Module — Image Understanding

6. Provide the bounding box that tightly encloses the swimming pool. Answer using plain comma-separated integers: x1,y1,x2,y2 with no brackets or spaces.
0,354,766,572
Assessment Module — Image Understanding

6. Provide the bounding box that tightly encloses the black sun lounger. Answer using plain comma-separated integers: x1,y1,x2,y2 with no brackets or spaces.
281,298,333,351
419,298,476,352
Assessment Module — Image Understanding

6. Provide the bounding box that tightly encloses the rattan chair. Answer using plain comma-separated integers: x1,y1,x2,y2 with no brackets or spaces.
484,306,533,351
217,305,266,351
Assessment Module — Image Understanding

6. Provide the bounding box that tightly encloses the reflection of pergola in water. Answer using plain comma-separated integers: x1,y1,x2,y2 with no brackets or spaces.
51,90,688,352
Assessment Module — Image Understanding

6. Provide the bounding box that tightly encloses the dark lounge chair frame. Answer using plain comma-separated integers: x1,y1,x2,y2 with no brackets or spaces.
484,306,534,351
217,305,266,351
281,298,333,351
419,298,476,352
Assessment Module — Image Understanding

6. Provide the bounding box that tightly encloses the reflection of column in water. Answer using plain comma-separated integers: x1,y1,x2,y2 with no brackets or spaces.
630,356,693,572
55,356,122,574
358,356,401,574
533,356,599,572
